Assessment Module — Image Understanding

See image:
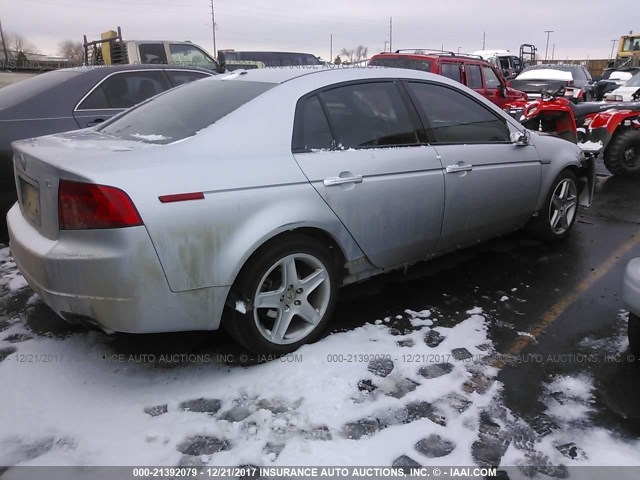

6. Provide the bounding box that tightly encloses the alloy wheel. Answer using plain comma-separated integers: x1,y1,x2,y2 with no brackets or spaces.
548,178,577,235
253,253,331,345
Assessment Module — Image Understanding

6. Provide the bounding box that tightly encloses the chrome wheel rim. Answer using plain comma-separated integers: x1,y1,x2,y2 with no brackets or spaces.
548,178,577,235
253,253,331,345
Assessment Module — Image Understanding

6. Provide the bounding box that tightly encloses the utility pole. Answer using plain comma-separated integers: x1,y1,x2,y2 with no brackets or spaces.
482,32,486,49
330,34,333,62
551,43,555,60
389,17,393,53
384,40,389,52
544,30,553,61
457,46,461,54
609,39,617,60
0,18,9,63
210,0,217,56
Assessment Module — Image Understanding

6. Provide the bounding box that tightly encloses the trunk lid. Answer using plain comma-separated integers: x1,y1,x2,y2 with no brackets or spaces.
12,130,158,240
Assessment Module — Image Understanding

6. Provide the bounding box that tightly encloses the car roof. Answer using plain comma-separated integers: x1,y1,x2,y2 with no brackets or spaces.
218,65,476,91
525,63,584,71
370,51,490,65
58,64,213,75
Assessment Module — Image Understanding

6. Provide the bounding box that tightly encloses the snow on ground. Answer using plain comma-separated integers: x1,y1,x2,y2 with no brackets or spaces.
1,246,639,475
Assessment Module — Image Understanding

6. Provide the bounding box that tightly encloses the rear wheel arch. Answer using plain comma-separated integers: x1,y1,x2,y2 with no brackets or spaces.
225,227,348,301
221,229,343,353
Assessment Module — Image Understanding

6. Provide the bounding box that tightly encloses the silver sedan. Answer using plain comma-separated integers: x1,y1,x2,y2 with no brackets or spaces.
8,66,595,353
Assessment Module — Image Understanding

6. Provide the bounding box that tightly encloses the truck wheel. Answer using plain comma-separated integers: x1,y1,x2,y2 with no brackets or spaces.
223,236,339,354
525,170,578,242
629,313,640,358
604,130,640,177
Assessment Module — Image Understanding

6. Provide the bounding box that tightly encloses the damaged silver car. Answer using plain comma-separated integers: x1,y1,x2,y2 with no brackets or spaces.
8,66,594,353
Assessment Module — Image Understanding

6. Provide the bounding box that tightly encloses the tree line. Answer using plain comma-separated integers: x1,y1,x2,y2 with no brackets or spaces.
0,30,83,64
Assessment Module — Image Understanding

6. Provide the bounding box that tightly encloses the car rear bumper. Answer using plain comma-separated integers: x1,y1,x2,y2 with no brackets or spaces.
623,258,640,317
7,204,229,333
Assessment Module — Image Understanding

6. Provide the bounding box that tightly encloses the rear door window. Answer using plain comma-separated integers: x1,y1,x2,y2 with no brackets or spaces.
466,64,483,89
138,43,168,64
441,62,462,82
294,95,335,151
77,71,171,110
319,82,418,149
407,82,509,144
482,66,501,88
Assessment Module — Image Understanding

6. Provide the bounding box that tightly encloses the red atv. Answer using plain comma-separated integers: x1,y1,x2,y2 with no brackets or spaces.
505,87,640,176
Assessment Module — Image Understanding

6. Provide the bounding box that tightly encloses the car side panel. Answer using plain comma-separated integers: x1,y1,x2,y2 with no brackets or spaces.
136,156,365,292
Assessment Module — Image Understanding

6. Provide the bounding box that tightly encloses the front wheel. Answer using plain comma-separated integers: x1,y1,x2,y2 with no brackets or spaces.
603,130,640,177
629,313,640,358
223,236,339,354
525,170,578,241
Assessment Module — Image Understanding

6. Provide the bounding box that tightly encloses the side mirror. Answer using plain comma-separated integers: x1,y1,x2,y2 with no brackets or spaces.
499,83,508,97
633,88,640,101
510,131,529,146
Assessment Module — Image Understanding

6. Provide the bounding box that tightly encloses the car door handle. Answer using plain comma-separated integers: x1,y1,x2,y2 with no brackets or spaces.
445,163,473,174
323,175,363,186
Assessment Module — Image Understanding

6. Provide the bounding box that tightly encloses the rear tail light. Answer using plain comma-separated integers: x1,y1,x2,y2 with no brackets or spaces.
58,180,142,230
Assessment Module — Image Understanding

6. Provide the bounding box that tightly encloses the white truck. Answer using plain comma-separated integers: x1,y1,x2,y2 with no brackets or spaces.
473,44,536,80
83,27,219,72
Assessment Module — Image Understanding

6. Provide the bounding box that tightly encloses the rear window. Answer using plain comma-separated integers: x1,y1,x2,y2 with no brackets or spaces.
99,78,275,144
0,70,81,110
369,57,432,72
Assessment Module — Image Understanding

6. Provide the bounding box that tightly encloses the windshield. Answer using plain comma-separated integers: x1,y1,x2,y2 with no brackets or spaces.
99,78,275,144
621,37,640,52
0,70,81,110
625,73,640,87
169,43,217,70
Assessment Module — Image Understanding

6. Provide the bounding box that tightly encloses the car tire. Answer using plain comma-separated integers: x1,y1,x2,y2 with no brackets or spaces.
223,236,339,354
629,313,640,358
525,170,578,241
603,130,640,177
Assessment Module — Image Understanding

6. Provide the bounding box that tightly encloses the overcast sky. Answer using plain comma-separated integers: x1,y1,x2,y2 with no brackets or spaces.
1,0,637,61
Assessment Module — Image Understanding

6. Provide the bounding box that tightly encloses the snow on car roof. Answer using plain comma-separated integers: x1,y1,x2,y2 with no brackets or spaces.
472,49,512,58
609,71,633,82
516,69,573,81
218,64,444,85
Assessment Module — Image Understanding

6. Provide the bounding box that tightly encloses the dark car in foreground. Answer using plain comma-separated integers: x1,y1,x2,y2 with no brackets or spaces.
8,67,594,354
510,64,593,102
0,64,214,240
